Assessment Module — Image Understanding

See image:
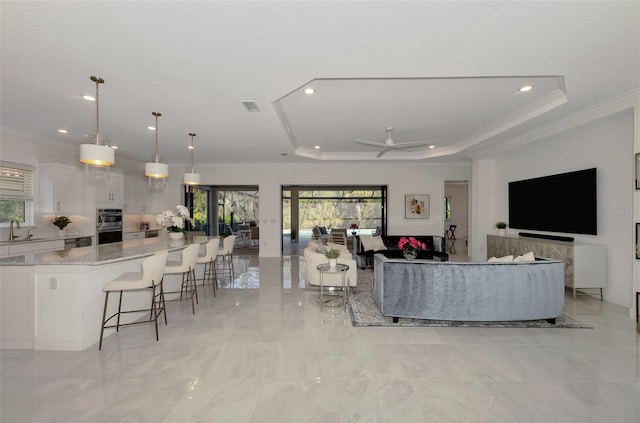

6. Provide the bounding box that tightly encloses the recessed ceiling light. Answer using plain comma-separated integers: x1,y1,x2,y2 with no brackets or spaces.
304,88,315,95
519,85,533,92
188,145,195,150
314,145,320,149
110,145,118,150
58,129,69,134
147,126,156,131
82,95,96,101
428,145,435,149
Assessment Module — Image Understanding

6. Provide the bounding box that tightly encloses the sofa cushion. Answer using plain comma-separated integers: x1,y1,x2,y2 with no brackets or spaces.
488,255,514,262
372,236,387,251
319,226,328,234
514,251,535,262
359,235,377,252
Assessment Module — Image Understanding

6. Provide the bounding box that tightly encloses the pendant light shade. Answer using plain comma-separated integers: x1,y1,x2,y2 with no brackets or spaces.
79,76,115,166
145,112,169,179
183,132,201,186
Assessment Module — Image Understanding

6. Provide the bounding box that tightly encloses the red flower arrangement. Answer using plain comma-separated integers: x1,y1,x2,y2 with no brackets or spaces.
349,223,359,230
398,236,426,252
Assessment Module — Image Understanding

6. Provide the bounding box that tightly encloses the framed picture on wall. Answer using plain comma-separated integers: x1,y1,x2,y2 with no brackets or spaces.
636,153,640,190
636,223,639,260
405,194,430,219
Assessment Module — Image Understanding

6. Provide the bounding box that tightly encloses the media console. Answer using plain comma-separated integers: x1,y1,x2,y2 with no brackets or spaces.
487,234,606,301
518,232,575,243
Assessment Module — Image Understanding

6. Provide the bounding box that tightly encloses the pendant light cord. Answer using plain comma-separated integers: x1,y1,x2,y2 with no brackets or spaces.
152,112,162,163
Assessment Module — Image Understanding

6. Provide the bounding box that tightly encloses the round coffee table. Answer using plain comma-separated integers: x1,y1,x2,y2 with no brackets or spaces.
316,263,349,312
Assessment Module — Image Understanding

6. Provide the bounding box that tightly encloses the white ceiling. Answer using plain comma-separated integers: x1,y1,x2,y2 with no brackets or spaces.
1,1,638,166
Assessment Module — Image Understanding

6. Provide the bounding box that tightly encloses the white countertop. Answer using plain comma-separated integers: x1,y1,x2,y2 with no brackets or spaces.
0,236,215,266
0,234,94,247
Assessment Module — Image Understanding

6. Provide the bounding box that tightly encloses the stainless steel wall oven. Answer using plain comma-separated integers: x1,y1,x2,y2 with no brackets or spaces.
96,208,123,244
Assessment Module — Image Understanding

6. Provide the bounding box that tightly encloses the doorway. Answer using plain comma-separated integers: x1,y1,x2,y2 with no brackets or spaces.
444,180,469,257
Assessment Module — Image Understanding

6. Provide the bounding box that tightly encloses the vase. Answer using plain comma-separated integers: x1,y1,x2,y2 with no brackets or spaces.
168,232,184,240
403,248,418,261
497,228,506,237
329,258,337,268
57,229,66,238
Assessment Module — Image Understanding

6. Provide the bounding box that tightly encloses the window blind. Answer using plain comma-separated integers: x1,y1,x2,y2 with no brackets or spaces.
0,162,34,200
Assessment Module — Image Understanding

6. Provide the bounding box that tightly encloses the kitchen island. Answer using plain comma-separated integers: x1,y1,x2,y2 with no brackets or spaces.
0,236,214,351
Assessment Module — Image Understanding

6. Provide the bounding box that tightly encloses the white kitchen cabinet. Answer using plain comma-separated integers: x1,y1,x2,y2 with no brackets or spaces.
123,172,150,213
38,161,83,214
123,231,145,240
10,240,64,255
94,169,124,207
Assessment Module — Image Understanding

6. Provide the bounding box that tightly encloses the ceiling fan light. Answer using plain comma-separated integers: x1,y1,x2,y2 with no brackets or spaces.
80,143,115,166
145,161,169,178
183,171,201,185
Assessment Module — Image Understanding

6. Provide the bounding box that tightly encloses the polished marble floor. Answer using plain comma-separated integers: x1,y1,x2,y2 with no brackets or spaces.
1,256,639,423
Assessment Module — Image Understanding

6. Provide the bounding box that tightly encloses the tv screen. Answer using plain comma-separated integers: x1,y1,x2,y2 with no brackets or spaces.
508,168,597,235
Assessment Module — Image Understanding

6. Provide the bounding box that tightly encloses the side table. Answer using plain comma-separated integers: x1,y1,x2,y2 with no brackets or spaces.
316,263,349,312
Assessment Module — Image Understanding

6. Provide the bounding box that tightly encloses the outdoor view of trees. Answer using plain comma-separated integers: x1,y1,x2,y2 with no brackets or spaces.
0,199,25,223
282,189,383,230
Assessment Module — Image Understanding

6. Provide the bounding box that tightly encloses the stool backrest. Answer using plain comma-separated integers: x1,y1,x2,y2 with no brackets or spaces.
220,234,236,255
181,243,201,268
202,238,219,260
143,250,168,287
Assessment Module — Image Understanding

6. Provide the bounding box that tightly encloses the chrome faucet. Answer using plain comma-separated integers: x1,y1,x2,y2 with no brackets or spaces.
9,220,21,241
27,227,36,239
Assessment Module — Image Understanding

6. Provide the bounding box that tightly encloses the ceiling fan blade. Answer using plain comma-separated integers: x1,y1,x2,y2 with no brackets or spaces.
376,147,393,158
354,139,385,148
393,140,437,148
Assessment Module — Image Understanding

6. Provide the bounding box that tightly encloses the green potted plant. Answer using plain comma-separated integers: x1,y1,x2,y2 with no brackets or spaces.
325,248,341,268
494,221,508,236
53,216,71,237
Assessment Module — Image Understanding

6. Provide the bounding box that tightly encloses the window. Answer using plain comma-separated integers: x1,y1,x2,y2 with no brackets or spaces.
0,162,34,225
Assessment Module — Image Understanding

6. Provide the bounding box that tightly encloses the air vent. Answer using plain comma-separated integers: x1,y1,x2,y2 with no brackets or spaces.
242,101,261,112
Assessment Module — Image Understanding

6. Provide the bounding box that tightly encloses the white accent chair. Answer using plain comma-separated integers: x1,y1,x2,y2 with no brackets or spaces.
99,250,169,350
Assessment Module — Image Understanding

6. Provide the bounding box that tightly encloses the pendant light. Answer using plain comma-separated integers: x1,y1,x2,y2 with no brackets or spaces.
144,112,169,183
79,76,115,166
183,132,201,186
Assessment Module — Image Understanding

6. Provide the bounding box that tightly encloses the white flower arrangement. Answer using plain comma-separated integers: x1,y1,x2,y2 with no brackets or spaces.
156,205,193,233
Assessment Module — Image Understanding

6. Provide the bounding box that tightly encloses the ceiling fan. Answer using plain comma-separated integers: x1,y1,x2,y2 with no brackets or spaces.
354,126,435,158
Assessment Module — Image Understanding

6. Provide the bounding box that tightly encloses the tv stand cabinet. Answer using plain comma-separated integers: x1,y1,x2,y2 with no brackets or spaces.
487,235,606,301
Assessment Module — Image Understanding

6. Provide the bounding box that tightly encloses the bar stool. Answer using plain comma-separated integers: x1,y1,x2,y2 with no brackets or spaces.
216,234,236,286
99,250,168,350
163,243,200,314
196,238,219,296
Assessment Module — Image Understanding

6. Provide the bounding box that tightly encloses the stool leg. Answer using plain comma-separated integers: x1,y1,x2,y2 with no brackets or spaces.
151,284,159,342
116,291,123,331
160,278,168,325
191,267,199,304
99,291,110,351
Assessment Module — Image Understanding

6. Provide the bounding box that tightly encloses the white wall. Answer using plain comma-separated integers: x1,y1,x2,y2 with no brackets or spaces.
181,162,472,257
471,109,635,307
1,130,472,257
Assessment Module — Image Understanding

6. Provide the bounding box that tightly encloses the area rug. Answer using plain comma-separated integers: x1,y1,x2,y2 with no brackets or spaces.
348,270,592,328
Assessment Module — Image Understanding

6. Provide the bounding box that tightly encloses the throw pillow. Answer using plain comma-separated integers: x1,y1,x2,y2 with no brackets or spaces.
372,236,387,251
514,251,535,262
359,235,376,252
488,255,514,262
319,226,328,235
315,243,327,254
326,241,347,251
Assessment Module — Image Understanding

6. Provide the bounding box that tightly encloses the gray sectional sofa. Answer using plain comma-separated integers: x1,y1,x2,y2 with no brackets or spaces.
373,254,565,323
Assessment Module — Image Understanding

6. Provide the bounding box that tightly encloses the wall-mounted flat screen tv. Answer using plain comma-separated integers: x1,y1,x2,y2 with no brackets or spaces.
508,168,597,235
